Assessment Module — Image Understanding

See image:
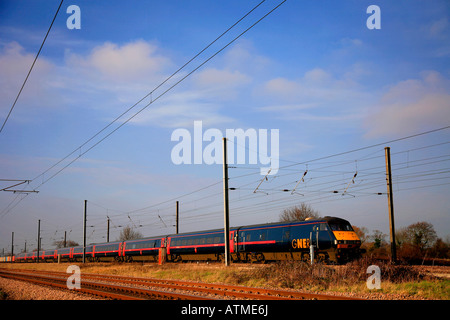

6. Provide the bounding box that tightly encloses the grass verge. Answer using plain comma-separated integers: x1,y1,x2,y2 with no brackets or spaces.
1,258,448,300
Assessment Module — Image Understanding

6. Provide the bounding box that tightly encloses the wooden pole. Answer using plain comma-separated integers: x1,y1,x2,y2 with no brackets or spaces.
385,147,397,262
37,220,40,263
223,138,230,266
83,200,87,264
176,201,179,234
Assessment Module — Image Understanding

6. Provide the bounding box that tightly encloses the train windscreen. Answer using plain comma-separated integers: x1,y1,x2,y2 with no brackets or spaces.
329,221,353,231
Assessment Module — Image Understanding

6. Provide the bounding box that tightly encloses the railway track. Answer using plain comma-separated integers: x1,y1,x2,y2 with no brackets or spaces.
0,269,211,300
0,268,363,300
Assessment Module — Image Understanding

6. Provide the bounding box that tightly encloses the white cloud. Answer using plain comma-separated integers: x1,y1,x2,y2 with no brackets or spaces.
193,68,251,90
262,67,366,102
0,42,59,120
190,67,252,102
428,17,448,38
303,68,333,83
63,40,248,128
0,39,263,130
421,17,450,57
67,40,172,82
364,71,450,138
222,40,271,73
128,91,234,128
258,67,370,123
264,77,300,98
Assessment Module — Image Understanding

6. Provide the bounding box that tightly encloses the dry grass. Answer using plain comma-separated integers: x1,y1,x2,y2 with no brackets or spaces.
244,257,425,289
1,258,448,299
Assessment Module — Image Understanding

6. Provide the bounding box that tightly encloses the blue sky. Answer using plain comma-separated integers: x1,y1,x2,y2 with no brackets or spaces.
0,0,449,252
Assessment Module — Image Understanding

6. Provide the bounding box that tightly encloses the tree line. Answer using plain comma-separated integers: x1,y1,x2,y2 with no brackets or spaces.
20,203,446,263
50,225,142,249
280,203,449,262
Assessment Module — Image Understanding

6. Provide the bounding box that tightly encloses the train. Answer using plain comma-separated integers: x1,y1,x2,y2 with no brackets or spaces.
3,216,363,264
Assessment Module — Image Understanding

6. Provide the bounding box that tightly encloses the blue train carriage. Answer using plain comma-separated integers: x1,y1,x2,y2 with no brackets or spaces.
70,245,94,262
123,236,166,262
167,229,227,262
92,242,122,262
232,221,296,263
56,247,72,262
25,252,37,262
42,249,56,262
233,216,362,264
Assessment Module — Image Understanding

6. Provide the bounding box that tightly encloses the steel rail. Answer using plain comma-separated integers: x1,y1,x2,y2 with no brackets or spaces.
0,268,364,300
0,269,213,300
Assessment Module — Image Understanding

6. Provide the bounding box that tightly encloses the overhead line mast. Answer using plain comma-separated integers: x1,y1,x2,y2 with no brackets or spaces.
223,138,230,266
384,147,397,263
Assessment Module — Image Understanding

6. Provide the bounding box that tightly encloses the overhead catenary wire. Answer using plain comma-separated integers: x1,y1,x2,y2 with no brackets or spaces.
5,136,450,249
226,126,450,180
0,3,448,246
0,0,287,218
32,0,287,190
86,141,450,234
3,131,448,240
0,0,64,133
29,0,268,186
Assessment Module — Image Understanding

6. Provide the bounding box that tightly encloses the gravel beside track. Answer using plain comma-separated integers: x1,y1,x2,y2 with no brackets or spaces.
0,276,101,300
1,266,446,300
0,269,211,300
0,268,363,300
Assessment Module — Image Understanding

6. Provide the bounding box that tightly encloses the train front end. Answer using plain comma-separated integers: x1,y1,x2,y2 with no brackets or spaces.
324,216,363,263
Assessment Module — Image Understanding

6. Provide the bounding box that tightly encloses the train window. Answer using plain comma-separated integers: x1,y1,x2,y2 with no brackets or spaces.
246,234,251,242
320,224,328,231
259,232,266,241
329,222,353,231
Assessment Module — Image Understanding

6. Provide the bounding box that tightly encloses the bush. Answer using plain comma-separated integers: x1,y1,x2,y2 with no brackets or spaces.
346,256,424,283
244,257,426,291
